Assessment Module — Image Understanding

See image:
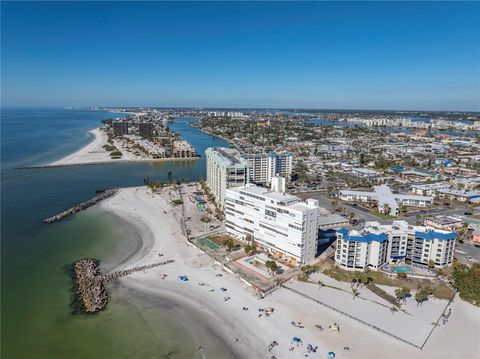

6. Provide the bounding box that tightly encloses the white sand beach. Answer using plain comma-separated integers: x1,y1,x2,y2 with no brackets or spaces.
50,128,112,166
47,128,198,167
98,186,480,359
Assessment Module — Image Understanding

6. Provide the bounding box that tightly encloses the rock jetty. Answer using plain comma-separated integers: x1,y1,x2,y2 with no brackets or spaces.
74,259,107,313
73,258,174,314
103,260,175,283
44,189,117,224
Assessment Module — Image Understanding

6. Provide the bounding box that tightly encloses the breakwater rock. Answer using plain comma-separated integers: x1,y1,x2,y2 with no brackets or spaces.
103,260,175,282
74,259,107,313
44,189,117,224
73,259,175,314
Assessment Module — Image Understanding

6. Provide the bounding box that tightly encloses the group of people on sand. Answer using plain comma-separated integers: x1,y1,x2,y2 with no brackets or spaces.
184,269,354,357
258,307,275,318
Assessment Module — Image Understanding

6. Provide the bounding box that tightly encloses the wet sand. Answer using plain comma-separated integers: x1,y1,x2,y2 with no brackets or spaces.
97,186,480,359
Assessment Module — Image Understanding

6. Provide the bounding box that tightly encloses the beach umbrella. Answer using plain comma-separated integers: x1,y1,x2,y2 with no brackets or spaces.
327,352,336,359
292,337,302,343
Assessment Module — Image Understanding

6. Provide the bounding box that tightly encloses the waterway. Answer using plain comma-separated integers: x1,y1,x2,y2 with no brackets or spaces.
1,108,232,358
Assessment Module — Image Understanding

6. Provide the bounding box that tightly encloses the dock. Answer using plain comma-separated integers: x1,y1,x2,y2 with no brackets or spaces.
44,189,117,224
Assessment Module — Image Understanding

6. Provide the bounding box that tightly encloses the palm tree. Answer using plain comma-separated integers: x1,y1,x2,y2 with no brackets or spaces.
352,288,359,300
222,237,234,251
383,204,391,216
318,280,324,289
415,286,431,306
301,265,316,279
265,260,278,275
244,244,256,256
395,287,411,304
245,233,253,242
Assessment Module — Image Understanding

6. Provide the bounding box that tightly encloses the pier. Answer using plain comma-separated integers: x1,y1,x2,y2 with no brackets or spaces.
73,258,174,313
44,189,117,223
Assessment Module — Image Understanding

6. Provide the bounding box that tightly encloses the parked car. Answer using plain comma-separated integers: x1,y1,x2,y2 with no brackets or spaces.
464,211,473,216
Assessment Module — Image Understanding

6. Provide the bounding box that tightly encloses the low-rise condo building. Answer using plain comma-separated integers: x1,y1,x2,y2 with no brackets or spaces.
424,215,463,232
335,221,456,271
339,185,433,215
225,178,320,265
205,147,248,208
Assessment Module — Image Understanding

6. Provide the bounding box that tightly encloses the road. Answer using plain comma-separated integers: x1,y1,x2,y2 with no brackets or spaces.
298,192,473,226
298,192,390,224
455,242,480,264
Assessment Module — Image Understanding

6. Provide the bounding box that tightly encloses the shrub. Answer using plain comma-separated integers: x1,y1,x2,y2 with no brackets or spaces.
452,263,480,306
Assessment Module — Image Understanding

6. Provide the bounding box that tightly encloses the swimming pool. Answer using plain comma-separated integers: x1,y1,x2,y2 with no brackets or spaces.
391,266,412,273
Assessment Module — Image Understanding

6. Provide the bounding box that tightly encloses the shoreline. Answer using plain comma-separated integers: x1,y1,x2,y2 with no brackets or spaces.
99,186,251,358
35,127,199,169
93,185,480,359
187,122,239,150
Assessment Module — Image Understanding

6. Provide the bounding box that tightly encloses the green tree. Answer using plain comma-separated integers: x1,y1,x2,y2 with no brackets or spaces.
222,237,234,251
397,271,407,279
244,244,256,256
415,286,432,306
452,263,480,306
395,287,411,304
300,265,316,279
200,214,211,223
265,260,278,275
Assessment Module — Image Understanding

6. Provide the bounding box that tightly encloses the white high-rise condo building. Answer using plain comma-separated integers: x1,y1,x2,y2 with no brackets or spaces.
335,220,456,271
225,178,320,265
205,147,248,208
240,152,293,185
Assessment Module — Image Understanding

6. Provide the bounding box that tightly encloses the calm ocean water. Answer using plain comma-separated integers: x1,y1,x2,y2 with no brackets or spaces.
1,108,233,358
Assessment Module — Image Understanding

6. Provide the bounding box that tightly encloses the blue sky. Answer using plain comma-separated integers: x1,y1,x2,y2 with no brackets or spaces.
1,1,479,111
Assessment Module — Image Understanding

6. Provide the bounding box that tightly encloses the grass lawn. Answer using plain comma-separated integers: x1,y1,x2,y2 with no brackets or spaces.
209,234,240,247
321,259,455,301
432,284,455,300
370,209,398,220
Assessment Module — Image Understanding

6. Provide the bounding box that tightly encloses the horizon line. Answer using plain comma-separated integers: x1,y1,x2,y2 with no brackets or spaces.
2,105,479,114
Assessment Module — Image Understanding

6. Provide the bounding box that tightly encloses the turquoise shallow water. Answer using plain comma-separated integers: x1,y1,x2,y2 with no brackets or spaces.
1,108,233,358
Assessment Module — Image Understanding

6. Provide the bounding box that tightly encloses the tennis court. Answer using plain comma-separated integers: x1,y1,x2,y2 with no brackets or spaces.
198,237,220,250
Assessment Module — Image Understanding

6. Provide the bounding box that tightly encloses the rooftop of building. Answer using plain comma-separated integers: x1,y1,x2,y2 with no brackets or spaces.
341,185,432,201
426,215,463,225
338,220,457,242
229,184,319,211
317,214,350,226
205,147,246,168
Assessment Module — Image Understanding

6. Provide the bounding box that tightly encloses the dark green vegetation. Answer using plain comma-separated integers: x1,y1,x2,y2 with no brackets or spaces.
451,263,480,306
